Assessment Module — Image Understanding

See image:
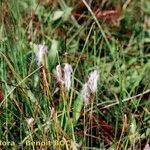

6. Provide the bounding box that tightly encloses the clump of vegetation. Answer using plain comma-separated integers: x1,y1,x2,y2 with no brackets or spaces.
0,0,150,149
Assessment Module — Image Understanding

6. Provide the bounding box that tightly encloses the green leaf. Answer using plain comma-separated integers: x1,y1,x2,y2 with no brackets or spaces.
62,7,73,21
48,39,59,68
73,94,83,125
52,10,64,21
26,90,37,102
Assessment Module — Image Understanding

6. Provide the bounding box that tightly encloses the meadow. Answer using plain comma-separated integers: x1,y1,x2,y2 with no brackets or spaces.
0,0,150,149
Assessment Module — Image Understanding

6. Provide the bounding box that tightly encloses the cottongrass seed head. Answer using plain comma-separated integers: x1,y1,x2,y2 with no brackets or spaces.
87,70,99,93
56,65,64,84
26,117,34,126
35,44,48,66
144,144,150,150
81,83,91,105
63,63,73,91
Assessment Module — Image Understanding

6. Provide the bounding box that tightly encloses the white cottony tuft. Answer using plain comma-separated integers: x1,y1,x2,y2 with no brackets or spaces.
63,63,73,91
56,65,64,84
87,70,99,93
80,70,99,106
81,83,91,105
55,63,73,91
26,117,34,126
144,144,150,150
35,44,48,66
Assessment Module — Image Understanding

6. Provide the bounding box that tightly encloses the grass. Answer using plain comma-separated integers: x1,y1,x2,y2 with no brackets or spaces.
0,0,150,149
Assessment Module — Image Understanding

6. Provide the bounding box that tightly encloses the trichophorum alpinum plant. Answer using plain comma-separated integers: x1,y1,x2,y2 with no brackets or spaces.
81,70,99,146
72,69,100,148
33,43,101,147
55,63,73,130
34,44,51,98
33,43,101,145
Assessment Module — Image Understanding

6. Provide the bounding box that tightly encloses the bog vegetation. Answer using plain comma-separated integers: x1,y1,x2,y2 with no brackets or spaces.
0,0,150,149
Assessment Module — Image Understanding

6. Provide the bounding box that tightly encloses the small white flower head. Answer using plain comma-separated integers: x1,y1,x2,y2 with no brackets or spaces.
87,70,99,93
56,65,64,84
144,144,150,150
35,44,48,66
81,83,91,105
26,117,34,126
63,63,73,91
